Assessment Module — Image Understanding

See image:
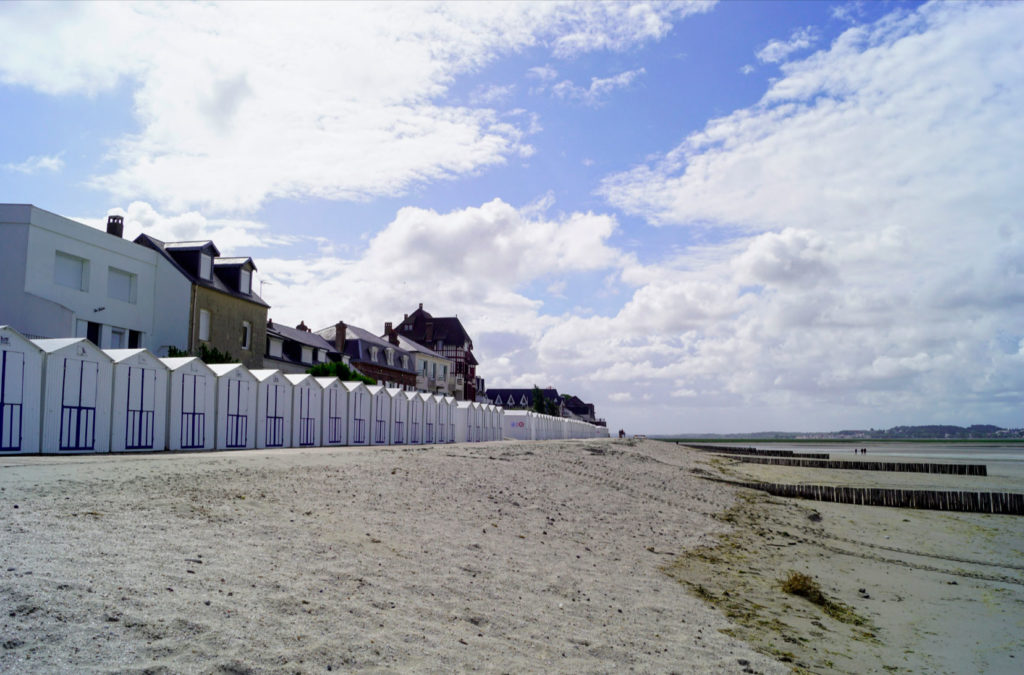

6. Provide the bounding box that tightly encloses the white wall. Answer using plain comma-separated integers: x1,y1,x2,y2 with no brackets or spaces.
0,204,190,353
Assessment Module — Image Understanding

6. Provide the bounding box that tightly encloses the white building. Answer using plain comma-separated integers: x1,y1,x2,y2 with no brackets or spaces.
251,369,293,449
342,381,370,445
285,373,322,448
317,377,348,446
0,205,190,353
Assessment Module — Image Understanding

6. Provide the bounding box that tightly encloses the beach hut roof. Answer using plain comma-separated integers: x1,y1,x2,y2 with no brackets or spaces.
249,368,284,383
314,376,342,389
340,380,367,393
284,373,315,386
208,362,253,378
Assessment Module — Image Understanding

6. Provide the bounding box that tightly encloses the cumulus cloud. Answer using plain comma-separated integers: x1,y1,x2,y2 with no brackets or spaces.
552,68,646,106
0,1,709,213
582,1,1024,430
4,153,64,174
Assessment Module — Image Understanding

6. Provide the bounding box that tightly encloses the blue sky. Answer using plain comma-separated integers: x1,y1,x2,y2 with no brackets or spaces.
2,1,1022,433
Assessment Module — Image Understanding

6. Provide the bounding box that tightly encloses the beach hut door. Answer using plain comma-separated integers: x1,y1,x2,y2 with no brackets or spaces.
297,386,315,447
352,392,367,443
0,351,24,451
180,373,207,449
326,388,344,444
125,366,157,450
265,384,285,447
60,357,98,451
225,379,250,448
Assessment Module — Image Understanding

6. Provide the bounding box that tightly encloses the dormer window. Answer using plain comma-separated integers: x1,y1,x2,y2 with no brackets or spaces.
401,355,408,369
386,349,394,366
240,268,251,295
200,253,212,280
370,346,379,362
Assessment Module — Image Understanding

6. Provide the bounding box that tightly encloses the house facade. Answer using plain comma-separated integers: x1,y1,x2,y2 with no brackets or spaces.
134,236,268,368
0,204,190,353
265,320,340,374
316,321,417,389
383,325,452,395
394,304,479,400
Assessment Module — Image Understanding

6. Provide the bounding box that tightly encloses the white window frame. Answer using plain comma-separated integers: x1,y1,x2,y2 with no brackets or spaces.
370,346,379,362
268,337,283,358
200,253,212,280
110,327,126,349
301,346,313,364
241,321,251,350
239,268,251,295
199,309,211,341
54,251,88,291
386,349,394,366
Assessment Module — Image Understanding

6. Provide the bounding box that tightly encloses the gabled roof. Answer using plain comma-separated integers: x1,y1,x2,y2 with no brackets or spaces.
267,321,337,352
487,388,561,406
215,256,257,270
392,334,448,361
316,323,416,373
134,234,267,307
396,305,473,350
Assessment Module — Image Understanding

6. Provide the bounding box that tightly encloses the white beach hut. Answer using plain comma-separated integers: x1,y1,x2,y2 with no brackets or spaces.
0,326,43,455
366,384,392,445
105,349,169,453
251,369,293,449
209,363,258,451
504,410,535,441
454,400,474,443
37,338,113,454
443,396,457,442
161,357,217,451
420,392,437,444
342,381,370,445
405,390,424,444
317,377,347,446
386,388,408,445
285,373,322,448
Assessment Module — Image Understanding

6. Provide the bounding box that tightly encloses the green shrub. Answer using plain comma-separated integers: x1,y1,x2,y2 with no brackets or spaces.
307,360,376,385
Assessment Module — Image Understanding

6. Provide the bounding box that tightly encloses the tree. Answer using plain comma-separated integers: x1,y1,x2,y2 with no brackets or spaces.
531,385,546,414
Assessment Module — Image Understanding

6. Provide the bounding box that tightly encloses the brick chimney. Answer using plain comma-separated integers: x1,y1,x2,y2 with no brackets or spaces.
385,322,399,346
106,215,124,238
333,321,347,352
296,320,309,332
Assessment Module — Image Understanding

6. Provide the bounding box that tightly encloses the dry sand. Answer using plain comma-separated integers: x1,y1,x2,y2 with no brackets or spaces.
1,439,1021,673
1,439,781,674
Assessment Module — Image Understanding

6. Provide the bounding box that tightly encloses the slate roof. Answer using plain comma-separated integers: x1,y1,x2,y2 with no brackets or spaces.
134,234,268,307
487,387,561,406
396,305,473,350
316,323,416,374
267,321,337,352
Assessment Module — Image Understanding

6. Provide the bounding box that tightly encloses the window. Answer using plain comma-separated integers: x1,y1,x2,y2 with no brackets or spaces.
240,268,251,295
107,267,137,303
199,309,211,341
386,349,394,366
401,355,408,369
200,253,212,280
110,327,126,349
268,338,283,358
369,346,379,362
301,346,313,364
241,321,251,350
54,251,88,290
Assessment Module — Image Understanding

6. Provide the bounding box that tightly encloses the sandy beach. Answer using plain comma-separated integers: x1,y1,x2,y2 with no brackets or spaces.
1,439,1021,673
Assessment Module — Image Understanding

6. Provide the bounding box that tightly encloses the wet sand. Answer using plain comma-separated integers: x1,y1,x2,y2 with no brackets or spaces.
1,439,1021,673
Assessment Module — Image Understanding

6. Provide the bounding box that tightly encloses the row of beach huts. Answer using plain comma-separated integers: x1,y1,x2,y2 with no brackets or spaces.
0,326,607,455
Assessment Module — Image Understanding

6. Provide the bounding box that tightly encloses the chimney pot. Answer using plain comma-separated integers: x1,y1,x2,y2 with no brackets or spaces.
296,320,309,332
418,303,423,310
106,215,124,238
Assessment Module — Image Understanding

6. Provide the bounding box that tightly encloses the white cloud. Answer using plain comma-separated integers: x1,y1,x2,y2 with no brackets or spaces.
739,64,755,75
581,1,1024,430
77,201,298,255
552,68,646,106
4,153,64,174
527,65,559,81
0,1,708,213
756,26,818,64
